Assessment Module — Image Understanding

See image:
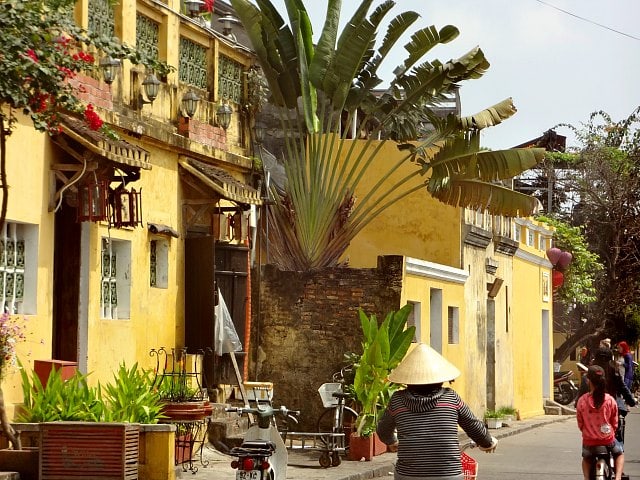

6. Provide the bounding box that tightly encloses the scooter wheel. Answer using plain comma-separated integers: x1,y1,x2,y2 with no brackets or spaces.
331,451,342,467
319,452,332,468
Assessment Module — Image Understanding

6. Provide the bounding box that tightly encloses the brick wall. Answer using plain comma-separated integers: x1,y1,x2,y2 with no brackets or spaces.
249,255,403,431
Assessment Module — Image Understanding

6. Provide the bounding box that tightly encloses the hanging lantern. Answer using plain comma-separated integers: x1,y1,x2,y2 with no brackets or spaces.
111,187,143,228
556,251,573,271
552,270,564,289
77,179,109,222
546,247,562,266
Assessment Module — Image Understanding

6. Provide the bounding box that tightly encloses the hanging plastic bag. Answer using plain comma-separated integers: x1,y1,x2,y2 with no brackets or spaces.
214,288,243,355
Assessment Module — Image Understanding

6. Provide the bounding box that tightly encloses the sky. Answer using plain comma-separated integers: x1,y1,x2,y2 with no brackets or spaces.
265,0,640,150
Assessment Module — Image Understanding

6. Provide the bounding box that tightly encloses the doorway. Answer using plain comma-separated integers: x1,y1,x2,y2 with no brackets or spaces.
52,202,81,361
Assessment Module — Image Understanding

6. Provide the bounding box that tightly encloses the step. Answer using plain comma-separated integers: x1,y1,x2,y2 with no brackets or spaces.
544,405,562,415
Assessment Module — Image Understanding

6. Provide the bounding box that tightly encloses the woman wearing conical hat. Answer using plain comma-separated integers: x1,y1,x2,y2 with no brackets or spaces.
377,343,497,480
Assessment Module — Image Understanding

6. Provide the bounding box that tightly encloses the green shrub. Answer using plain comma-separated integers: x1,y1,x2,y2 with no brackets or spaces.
484,409,503,419
497,406,517,416
102,363,165,423
17,361,163,424
18,363,104,422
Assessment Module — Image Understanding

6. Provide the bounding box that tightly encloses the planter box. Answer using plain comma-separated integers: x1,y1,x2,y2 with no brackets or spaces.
485,417,503,429
39,422,139,479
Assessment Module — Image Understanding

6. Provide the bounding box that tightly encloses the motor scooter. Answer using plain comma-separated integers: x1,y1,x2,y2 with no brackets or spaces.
226,404,299,480
553,370,578,405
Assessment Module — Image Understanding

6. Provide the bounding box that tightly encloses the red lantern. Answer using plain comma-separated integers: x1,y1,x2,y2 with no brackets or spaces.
546,247,562,266
556,251,573,270
552,270,564,289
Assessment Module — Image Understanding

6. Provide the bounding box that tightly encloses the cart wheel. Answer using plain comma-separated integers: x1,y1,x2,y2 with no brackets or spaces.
319,452,332,468
331,451,342,467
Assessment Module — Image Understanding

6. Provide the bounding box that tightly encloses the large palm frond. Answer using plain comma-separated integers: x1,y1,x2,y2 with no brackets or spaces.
231,0,544,270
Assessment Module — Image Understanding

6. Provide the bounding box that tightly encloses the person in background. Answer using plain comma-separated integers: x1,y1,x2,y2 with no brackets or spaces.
377,343,497,480
576,365,624,480
616,341,634,390
601,338,612,350
579,346,590,365
575,347,636,447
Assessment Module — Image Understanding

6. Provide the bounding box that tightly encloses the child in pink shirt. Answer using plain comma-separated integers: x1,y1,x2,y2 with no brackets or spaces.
576,365,624,480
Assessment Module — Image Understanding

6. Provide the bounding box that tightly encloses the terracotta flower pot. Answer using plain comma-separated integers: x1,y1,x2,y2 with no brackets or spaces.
161,401,207,421
347,432,386,461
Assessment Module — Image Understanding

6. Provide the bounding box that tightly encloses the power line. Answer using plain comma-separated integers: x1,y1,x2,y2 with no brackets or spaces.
534,0,640,41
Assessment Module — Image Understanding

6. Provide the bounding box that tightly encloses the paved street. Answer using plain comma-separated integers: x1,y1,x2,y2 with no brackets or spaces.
177,412,635,479
459,409,640,480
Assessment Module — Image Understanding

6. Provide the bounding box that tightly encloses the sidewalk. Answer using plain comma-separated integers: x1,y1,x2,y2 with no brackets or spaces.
176,414,575,480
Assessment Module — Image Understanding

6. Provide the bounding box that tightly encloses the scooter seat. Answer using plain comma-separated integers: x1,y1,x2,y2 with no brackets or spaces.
591,445,610,456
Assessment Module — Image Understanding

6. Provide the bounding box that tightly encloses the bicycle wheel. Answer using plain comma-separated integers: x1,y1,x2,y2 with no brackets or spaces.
316,405,359,447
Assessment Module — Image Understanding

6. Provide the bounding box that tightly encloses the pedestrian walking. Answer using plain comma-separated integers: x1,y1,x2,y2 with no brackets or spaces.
616,341,634,390
376,343,497,480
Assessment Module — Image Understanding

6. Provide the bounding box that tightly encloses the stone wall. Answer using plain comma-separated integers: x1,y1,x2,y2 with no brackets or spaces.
249,256,403,431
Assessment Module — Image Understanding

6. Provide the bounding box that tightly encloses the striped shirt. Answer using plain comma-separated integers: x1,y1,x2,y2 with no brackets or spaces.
377,388,492,478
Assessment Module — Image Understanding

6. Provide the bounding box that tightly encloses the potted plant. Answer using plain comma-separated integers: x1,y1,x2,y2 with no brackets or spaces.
348,305,415,460
14,361,173,479
497,406,517,424
484,410,503,429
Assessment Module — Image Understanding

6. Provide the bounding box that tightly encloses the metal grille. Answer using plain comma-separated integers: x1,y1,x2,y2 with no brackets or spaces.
218,55,243,103
0,223,25,314
150,240,157,287
100,239,118,319
136,14,159,62
88,0,115,38
179,37,208,89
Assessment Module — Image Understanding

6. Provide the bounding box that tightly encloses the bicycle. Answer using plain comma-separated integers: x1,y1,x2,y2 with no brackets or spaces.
315,366,359,467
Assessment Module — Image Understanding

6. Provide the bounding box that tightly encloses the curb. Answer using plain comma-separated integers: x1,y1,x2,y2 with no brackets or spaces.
335,415,575,480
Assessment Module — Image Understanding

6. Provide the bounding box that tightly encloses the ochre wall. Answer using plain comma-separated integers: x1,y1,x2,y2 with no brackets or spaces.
511,240,553,418
341,140,461,269
1,116,57,415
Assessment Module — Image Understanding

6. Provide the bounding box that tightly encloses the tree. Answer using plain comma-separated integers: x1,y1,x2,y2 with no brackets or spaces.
0,0,170,450
551,107,640,361
231,0,545,271
537,215,603,362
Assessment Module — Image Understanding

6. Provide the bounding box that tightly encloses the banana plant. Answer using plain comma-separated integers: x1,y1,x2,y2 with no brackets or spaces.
351,305,415,436
232,0,545,270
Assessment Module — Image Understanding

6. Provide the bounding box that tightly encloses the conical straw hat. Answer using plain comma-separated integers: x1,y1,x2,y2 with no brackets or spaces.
388,343,461,384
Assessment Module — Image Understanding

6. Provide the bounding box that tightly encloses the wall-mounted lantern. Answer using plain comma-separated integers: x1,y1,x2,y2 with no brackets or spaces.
216,103,233,130
111,188,143,228
184,0,205,17
181,91,200,118
77,179,109,223
99,56,121,85
136,72,161,109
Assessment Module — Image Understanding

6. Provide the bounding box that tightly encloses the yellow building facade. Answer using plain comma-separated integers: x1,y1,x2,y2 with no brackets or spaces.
2,0,260,418
343,139,554,419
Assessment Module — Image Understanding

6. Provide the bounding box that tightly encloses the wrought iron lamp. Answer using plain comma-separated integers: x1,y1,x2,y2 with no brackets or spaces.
216,103,233,130
137,72,161,108
252,122,266,144
99,56,120,85
184,0,205,17
218,15,241,40
181,91,200,118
